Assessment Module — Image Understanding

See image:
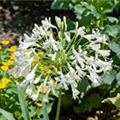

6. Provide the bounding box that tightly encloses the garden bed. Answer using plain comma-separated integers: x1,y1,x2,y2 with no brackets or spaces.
0,1,120,120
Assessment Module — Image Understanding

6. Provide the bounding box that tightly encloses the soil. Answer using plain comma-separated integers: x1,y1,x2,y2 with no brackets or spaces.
50,102,120,120
0,1,120,120
0,1,74,45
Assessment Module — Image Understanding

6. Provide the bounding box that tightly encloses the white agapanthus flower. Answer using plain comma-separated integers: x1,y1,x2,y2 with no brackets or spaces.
64,32,71,42
9,17,112,102
8,49,34,78
41,17,56,29
43,34,60,51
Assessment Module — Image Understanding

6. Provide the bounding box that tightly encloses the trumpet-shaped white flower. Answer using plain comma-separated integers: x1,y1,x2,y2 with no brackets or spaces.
97,50,110,57
48,53,56,61
87,66,101,87
31,89,40,101
76,26,86,37
64,32,71,42
26,84,34,96
19,34,36,50
88,43,100,51
75,64,85,78
95,57,112,72
72,47,85,68
20,64,38,87
71,82,80,99
33,74,42,84
43,34,60,51
55,73,69,90
8,50,34,78
42,17,56,29
55,64,80,99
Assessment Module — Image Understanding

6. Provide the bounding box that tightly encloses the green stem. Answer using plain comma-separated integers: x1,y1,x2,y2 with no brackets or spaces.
100,11,104,29
0,90,2,107
55,88,62,120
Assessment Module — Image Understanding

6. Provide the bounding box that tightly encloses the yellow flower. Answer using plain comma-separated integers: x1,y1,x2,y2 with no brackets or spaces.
0,83,7,89
33,58,39,62
44,69,52,76
1,40,10,45
2,60,14,66
37,84,48,93
51,65,55,68
38,51,44,56
38,64,44,69
1,78,11,84
36,102,42,107
8,46,17,52
14,111,20,116
51,79,55,84
7,60,14,65
10,54,15,59
1,65,9,71
0,45,2,50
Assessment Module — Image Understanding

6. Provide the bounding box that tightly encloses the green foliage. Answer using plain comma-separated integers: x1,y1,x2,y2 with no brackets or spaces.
42,103,50,120
61,94,74,106
51,0,120,30
109,42,120,59
101,70,117,85
103,93,120,108
0,108,15,120
77,77,91,93
0,42,54,120
73,94,102,113
116,72,120,85
104,25,120,37
116,118,120,120
51,0,71,10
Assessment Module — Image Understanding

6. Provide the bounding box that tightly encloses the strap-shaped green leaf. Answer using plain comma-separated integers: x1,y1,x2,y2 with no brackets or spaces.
43,103,50,120
0,108,15,120
17,85,30,120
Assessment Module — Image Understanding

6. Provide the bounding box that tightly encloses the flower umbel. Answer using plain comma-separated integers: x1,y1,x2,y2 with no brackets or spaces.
9,17,112,102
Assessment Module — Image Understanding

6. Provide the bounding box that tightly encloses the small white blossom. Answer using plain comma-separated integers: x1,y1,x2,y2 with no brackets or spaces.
64,32,71,42
42,17,56,29
43,34,60,51
20,64,38,87
55,16,62,28
26,84,34,96
8,50,34,78
76,26,86,37
31,89,40,101
72,47,85,68
87,66,101,87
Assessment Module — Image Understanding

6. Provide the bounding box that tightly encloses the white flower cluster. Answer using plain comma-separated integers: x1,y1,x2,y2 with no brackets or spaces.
9,16,112,101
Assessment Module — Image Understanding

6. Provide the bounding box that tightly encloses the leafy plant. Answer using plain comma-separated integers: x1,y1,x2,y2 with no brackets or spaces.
7,16,113,119
73,94,102,113
51,0,120,32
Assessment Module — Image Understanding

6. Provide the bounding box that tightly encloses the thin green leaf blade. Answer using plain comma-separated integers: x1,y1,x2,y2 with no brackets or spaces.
17,85,30,120
0,108,15,120
42,103,50,120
